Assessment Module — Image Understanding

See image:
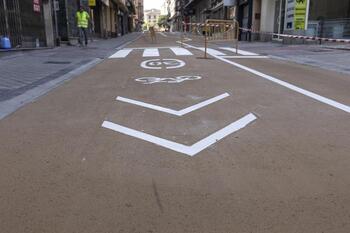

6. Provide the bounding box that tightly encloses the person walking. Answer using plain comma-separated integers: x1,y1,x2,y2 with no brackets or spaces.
76,6,90,47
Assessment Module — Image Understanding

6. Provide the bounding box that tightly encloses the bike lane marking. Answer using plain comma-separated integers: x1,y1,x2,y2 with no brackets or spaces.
116,93,230,116
102,113,257,157
140,59,186,70
134,75,202,84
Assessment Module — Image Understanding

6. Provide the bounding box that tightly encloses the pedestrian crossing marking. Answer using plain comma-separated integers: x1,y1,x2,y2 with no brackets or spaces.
108,47,261,59
221,56,268,59
109,48,133,58
219,47,259,56
109,47,194,59
143,48,160,57
198,48,227,56
170,47,193,56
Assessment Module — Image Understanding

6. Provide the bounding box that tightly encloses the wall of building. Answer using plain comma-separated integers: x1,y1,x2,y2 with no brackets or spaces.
252,0,261,31
0,0,50,47
260,0,275,32
309,0,350,20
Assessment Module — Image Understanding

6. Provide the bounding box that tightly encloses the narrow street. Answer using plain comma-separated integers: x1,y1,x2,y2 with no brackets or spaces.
0,32,350,233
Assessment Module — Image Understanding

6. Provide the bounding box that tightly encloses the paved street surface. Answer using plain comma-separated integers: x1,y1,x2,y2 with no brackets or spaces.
0,32,350,233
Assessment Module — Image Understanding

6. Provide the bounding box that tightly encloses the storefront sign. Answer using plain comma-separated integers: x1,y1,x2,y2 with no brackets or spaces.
88,0,96,6
33,0,40,13
294,0,308,30
284,0,295,30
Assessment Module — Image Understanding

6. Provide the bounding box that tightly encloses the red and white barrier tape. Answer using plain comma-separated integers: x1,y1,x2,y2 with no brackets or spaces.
239,27,350,43
182,22,350,43
183,22,231,28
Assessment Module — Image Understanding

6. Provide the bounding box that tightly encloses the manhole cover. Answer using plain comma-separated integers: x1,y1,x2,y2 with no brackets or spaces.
45,61,71,64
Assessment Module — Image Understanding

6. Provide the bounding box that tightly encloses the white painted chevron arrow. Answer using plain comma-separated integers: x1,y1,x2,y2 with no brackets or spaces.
116,93,230,116
102,113,257,156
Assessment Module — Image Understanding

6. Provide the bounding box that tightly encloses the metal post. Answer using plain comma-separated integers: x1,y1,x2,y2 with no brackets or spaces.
204,23,208,59
181,22,184,47
235,20,239,54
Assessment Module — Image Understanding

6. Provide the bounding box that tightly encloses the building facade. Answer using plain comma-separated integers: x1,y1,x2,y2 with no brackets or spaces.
166,0,177,31
0,0,54,48
179,0,350,40
56,0,135,41
0,0,136,49
133,0,144,31
144,8,161,29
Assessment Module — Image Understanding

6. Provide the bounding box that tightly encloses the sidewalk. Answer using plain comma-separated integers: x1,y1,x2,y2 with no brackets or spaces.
0,33,140,101
227,41,350,75
0,33,141,119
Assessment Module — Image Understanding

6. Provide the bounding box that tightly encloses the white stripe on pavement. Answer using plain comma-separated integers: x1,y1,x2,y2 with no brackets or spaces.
170,47,193,56
117,93,229,116
219,47,259,56
102,113,257,156
109,49,133,58
180,42,350,114
198,48,226,56
143,48,160,57
221,56,268,59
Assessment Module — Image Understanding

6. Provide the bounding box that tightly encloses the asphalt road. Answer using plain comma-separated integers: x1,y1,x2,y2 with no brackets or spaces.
0,32,350,233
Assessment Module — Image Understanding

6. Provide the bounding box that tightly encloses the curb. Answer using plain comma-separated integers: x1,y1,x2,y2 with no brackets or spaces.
0,33,142,120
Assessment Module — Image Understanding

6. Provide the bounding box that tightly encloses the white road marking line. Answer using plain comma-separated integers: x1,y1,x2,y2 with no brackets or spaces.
102,113,257,156
143,48,160,57
170,47,193,56
181,42,350,114
128,46,182,50
109,49,133,58
221,56,268,59
117,93,229,116
158,32,168,37
135,75,202,84
219,47,259,56
198,48,226,56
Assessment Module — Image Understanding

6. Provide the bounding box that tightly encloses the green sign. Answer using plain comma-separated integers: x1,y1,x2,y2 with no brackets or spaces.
294,0,308,30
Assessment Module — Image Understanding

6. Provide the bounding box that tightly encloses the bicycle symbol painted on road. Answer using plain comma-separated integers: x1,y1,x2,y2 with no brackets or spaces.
135,76,202,84
140,59,186,70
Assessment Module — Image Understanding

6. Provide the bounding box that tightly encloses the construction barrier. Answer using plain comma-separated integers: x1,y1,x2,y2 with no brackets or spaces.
182,19,240,58
240,27,350,44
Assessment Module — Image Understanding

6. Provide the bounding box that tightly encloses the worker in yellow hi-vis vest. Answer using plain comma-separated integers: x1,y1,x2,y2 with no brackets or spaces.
76,6,90,46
